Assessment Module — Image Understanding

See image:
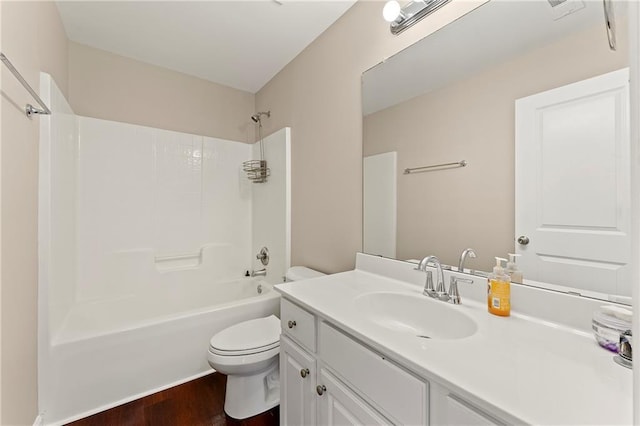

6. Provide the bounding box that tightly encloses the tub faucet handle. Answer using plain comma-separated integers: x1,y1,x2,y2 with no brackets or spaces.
256,247,269,266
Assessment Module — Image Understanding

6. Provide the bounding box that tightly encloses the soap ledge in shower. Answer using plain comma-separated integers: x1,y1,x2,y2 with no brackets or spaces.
154,250,203,271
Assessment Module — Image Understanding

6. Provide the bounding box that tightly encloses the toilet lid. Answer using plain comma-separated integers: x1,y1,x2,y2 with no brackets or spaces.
285,266,325,281
209,315,280,354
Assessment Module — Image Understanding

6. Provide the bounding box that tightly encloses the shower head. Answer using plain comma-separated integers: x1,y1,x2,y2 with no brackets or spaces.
251,111,271,123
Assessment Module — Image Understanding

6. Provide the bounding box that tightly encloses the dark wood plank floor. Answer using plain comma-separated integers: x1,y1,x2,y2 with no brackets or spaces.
66,373,279,426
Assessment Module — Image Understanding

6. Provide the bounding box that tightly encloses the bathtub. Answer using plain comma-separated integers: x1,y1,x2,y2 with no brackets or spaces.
40,277,280,425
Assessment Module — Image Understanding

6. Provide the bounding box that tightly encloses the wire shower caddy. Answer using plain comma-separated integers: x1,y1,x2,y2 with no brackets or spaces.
243,111,271,183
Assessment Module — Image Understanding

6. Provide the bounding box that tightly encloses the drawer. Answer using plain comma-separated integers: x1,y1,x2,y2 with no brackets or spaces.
281,299,316,352
319,322,428,425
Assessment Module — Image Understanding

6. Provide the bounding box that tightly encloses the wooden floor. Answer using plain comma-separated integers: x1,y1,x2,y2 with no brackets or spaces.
66,373,279,426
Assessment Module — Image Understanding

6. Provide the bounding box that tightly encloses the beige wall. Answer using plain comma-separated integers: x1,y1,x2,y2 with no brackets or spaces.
0,1,69,424
363,22,628,271
68,42,256,143
255,0,487,273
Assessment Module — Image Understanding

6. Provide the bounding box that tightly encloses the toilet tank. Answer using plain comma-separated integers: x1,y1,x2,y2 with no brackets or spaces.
285,266,325,282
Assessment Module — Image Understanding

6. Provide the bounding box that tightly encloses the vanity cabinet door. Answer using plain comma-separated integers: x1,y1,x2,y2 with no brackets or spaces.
317,368,391,426
444,395,505,426
280,336,317,426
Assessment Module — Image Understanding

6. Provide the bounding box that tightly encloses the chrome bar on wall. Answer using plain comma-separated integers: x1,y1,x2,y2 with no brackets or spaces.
403,160,467,175
602,0,617,51
0,52,51,118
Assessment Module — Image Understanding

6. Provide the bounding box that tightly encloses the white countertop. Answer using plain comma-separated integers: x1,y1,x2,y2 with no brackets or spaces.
275,265,633,425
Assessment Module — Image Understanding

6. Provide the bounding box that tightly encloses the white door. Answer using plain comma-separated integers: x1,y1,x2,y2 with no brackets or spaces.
280,336,317,426
363,152,397,258
515,68,630,296
317,368,390,426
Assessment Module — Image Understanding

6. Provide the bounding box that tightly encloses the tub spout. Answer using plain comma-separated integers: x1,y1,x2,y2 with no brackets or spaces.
251,268,267,277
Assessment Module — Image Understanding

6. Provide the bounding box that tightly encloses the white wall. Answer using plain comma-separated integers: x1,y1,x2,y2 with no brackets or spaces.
251,128,291,283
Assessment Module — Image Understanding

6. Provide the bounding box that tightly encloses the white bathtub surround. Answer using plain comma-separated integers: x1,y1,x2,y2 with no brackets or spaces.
38,73,290,425
251,127,291,284
275,253,632,425
75,117,253,304
38,73,78,346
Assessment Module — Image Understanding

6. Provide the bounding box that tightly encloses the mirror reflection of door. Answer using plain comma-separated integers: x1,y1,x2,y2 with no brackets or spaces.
515,68,630,296
363,152,397,258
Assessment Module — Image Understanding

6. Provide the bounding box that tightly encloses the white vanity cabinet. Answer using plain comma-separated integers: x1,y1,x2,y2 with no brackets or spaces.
442,395,505,426
280,297,509,426
429,381,506,426
276,255,634,425
280,298,429,425
281,335,388,426
317,367,390,425
280,336,317,425
280,297,392,425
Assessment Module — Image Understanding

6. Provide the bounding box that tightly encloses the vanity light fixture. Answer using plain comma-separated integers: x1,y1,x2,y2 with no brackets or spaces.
383,0,452,35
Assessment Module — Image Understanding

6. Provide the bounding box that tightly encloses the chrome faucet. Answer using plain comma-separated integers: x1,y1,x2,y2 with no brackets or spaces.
458,248,477,273
416,256,446,299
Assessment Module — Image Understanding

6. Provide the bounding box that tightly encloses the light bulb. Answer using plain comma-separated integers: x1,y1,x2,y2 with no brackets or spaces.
382,0,401,22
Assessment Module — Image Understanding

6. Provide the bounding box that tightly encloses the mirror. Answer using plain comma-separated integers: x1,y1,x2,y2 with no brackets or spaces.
362,0,630,301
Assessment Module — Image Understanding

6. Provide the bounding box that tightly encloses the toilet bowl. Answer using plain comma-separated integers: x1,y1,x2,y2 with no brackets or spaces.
207,266,324,419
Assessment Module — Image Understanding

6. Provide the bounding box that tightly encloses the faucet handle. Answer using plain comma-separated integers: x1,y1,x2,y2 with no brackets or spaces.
449,276,474,305
423,271,437,297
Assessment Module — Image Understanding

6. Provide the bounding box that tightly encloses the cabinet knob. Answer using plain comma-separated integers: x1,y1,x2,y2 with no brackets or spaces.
316,385,326,396
287,320,297,329
300,368,310,378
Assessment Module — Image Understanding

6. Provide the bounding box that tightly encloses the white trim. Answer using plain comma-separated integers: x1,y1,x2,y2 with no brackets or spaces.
284,127,292,273
33,414,44,426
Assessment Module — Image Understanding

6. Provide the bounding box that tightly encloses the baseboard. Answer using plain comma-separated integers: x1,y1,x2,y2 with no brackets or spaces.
33,414,44,426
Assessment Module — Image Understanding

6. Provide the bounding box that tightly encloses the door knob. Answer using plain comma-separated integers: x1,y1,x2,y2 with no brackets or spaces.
287,320,296,329
517,236,530,245
300,368,310,378
316,385,326,396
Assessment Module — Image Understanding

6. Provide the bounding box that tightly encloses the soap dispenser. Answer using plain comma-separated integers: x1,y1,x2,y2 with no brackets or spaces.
506,253,523,284
488,257,510,317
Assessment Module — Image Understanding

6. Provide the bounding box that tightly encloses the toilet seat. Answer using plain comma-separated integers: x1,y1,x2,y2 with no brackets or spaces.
209,341,279,356
207,345,280,372
209,315,280,356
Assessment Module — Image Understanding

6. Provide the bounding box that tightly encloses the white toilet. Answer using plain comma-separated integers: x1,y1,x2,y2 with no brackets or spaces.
207,266,325,419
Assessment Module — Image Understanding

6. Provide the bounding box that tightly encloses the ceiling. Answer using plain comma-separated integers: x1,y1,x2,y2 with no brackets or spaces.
56,1,356,94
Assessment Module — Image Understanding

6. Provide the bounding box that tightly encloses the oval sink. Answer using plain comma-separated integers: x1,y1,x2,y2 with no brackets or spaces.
354,292,478,340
